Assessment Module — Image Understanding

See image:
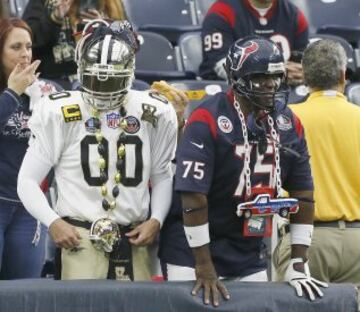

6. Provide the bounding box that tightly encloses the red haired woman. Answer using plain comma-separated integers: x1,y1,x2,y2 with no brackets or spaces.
0,18,56,279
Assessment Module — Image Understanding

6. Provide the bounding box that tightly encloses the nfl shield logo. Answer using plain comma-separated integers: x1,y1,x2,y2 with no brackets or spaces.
106,112,120,129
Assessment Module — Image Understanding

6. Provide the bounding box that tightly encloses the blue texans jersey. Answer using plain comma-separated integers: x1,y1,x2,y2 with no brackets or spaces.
199,0,309,79
159,91,313,278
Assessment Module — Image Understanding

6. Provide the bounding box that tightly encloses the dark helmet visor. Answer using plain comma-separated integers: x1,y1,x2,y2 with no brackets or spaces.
82,74,130,93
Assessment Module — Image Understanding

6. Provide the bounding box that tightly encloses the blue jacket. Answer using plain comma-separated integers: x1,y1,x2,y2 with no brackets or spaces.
0,89,31,201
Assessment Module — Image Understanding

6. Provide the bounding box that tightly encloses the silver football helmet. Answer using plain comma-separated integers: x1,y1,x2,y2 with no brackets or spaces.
89,218,120,253
76,20,136,110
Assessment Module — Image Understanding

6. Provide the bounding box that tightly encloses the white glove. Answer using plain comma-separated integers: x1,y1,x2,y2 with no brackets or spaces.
284,258,328,301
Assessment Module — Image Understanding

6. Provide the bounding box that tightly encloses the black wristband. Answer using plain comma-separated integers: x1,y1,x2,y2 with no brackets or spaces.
183,206,206,214
297,197,315,204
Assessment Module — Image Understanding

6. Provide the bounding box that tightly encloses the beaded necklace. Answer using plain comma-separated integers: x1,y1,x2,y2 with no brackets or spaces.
90,105,128,214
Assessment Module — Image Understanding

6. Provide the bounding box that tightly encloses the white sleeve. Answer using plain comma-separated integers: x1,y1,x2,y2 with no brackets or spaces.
150,104,178,226
17,151,61,228
150,104,177,184
28,97,66,165
150,175,173,227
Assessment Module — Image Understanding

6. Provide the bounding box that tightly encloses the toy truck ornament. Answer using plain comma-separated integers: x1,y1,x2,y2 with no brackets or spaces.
236,194,299,219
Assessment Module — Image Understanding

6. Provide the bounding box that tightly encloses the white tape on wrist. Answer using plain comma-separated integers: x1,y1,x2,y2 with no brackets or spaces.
183,223,210,248
290,223,313,246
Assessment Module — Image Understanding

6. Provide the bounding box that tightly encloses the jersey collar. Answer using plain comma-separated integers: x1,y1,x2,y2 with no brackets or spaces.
244,0,278,20
308,90,346,100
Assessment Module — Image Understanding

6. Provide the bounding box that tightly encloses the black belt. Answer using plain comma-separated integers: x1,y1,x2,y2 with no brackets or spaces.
63,217,134,235
314,221,360,228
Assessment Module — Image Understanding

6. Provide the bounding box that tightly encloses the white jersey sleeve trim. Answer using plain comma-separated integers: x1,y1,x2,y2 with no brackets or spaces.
17,151,60,228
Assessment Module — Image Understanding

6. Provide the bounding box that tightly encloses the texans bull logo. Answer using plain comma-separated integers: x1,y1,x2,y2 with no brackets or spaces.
231,41,259,71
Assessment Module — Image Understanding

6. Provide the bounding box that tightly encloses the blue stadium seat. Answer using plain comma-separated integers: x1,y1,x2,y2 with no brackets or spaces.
309,33,358,80
122,0,200,43
288,0,360,36
317,25,360,48
194,0,216,25
345,83,360,106
132,79,150,91
170,79,227,117
178,31,202,76
287,85,309,105
136,31,195,84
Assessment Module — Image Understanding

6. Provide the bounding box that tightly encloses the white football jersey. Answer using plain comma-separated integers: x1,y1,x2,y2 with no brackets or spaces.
28,90,177,225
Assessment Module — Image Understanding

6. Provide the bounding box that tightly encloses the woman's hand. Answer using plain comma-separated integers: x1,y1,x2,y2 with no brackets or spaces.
8,60,41,96
52,0,74,20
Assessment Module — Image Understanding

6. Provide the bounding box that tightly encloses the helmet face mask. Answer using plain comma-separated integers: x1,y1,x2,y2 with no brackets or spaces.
225,36,288,112
233,73,285,111
76,22,136,110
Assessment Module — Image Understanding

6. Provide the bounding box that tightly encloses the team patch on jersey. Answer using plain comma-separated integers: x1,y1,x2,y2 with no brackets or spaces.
217,115,233,133
141,104,158,127
85,117,99,133
61,105,82,122
123,116,140,134
106,112,121,129
276,114,293,131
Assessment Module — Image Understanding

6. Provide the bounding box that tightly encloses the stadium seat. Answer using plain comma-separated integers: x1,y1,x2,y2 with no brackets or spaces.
178,31,202,76
345,83,360,106
287,85,309,105
135,31,195,84
309,33,358,80
170,79,227,117
122,0,200,43
194,0,216,24
132,79,150,91
288,0,360,36
317,25,360,48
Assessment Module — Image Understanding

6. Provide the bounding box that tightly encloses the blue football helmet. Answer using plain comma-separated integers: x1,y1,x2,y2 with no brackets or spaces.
225,36,288,111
